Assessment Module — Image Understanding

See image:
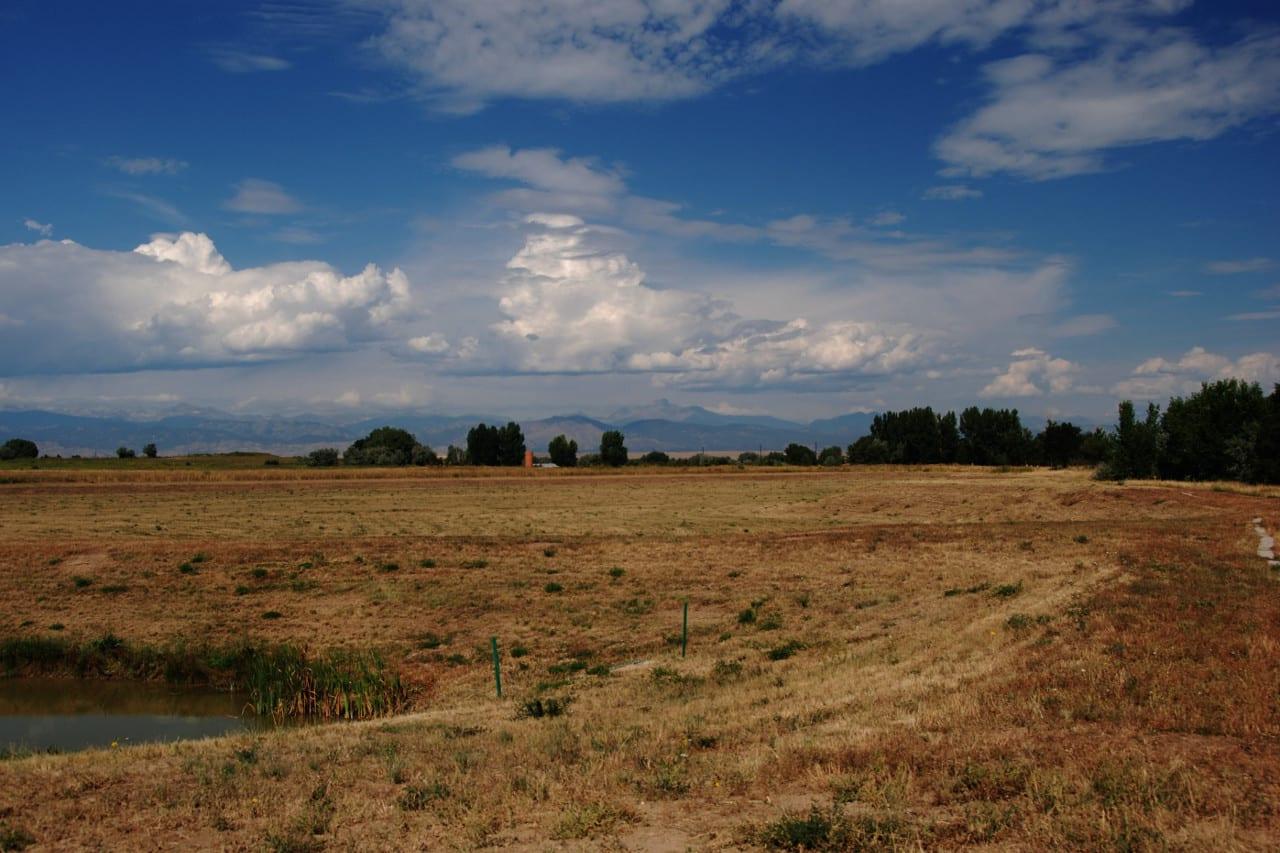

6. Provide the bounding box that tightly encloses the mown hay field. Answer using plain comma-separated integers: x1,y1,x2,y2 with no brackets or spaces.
0,465,1277,850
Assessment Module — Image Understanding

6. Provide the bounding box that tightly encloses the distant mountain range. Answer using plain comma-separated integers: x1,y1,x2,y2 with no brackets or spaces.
0,399,1091,457
0,400,878,457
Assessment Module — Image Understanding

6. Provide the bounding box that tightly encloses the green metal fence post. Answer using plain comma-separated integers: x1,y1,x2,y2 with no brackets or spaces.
681,600,688,658
491,636,502,698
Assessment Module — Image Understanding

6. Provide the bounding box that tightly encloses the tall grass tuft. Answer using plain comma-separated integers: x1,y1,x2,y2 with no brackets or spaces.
0,634,406,721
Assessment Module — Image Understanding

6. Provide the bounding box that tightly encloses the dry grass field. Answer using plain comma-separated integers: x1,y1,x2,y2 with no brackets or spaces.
0,464,1277,850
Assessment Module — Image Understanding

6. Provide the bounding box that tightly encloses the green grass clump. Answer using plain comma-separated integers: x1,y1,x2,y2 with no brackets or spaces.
0,821,36,851
518,697,570,719
757,611,784,631
608,566,625,579
416,633,446,650
251,567,269,580
993,581,1024,598
461,559,489,569
261,611,283,620
241,645,408,721
419,558,436,568
757,806,847,850
100,584,128,595
756,806,908,851
943,582,990,597
766,640,805,661
619,597,652,615
544,582,564,593
179,562,195,574
399,782,450,811
72,576,93,589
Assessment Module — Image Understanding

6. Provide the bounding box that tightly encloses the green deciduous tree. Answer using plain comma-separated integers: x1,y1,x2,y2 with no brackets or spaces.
1039,421,1083,468
1159,379,1266,481
847,436,890,464
0,438,38,460
496,422,526,466
600,430,628,466
306,448,340,467
548,434,578,467
784,443,817,466
466,423,500,465
345,426,420,465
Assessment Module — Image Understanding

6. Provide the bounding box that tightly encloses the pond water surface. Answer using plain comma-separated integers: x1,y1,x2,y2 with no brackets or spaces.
1,678,270,753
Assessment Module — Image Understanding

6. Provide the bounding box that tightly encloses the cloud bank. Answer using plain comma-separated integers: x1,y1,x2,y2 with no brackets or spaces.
0,233,411,375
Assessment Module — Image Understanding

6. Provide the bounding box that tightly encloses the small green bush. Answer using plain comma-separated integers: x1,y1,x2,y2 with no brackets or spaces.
767,640,805,661
0,822,36,851
518,696,570,719
399,782,450,811
992,581,1024,598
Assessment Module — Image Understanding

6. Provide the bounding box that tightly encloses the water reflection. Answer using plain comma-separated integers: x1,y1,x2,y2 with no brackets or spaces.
0,678,270,753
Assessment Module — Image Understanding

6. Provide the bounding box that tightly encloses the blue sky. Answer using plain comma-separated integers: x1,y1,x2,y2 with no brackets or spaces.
1,0,1277,422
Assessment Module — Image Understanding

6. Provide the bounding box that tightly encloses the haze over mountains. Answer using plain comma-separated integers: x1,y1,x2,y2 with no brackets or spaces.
0,400,1089,458
0,400,882,457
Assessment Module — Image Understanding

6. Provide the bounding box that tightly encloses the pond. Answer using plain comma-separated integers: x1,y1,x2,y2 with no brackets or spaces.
0,678,272,754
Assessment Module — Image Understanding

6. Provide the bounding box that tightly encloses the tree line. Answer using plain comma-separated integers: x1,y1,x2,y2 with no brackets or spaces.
4,380,1276,483
304,423,631,469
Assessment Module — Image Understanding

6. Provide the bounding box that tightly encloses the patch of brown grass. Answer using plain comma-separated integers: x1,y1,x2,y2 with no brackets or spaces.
0,467,1276,848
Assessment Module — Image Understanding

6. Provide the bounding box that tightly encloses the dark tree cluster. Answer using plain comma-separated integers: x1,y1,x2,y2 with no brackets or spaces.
548,434,578,467
466,422,526,466
1102,380,1280,483
0,438,38,460
844,406,1110,468
599,430,628,467
342,426,438,466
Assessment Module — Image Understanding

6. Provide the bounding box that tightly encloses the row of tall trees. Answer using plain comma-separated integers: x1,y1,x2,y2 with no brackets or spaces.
1104,380,1279,483
308,423,632,468
219,379,1280,484
843,406,1109,468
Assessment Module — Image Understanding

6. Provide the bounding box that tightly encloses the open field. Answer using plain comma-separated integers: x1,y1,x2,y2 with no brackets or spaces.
1,466,1278,850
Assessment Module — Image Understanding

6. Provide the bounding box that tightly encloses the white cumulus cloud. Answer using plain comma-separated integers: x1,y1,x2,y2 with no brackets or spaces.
0,233,412,374
1112,346,1280,398
981,348,1077,397
486,214,930,389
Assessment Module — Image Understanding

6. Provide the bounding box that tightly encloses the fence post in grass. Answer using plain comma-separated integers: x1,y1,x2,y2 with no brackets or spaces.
490,636,502,698
681,600,689,658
